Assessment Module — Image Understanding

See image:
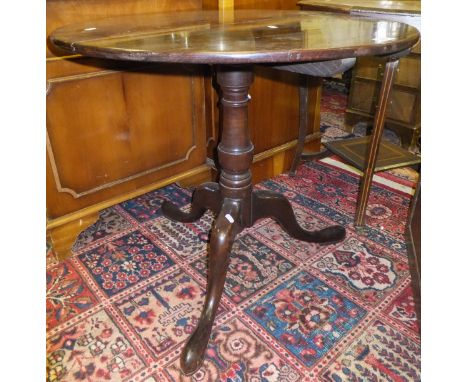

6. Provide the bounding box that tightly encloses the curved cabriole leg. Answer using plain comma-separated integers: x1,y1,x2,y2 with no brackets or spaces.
162,182,221,223
180,199,240,375
252,190,345,243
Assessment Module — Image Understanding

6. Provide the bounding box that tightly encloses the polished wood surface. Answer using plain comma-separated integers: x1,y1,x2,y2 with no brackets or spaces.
297,0,421,151
290,76,316,174
46,0,210,259
47,65,208,218
205,65,324,181
298,0,420,16
325,136,420,172
203,0,300,10
50,10,419,64
50,9,418,373
46,0,322,260
354,59,399,227
345,50,421,149
47,213,99,261
249,67,321,154
161,66,345,374
47,0,202,57
47,165,210,230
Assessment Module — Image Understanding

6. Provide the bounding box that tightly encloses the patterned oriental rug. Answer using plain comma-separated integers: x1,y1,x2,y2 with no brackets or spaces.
46,81,420,381
46,157,420,382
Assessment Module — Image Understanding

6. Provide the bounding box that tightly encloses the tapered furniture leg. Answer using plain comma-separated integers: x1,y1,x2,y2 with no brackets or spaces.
355,59,400,227
252,190,345,243
162,182,221,223
180,200,240,375
289,76,326,176
290,75,310,175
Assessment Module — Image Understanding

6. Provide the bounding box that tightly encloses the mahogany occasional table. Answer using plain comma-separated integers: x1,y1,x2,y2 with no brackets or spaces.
50,10,420,375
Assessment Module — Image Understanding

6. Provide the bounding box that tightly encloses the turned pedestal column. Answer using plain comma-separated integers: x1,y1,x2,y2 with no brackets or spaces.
162,66,345,375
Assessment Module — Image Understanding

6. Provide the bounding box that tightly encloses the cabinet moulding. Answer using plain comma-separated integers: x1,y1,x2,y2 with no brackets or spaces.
47,74,199,198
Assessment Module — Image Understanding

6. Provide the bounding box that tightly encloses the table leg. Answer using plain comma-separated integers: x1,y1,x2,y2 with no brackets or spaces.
162,65,345,375
180,199,240,375
355,59,400,227
290,75,310,175
162,182,221,222
289,75,326,176
252,190,345,243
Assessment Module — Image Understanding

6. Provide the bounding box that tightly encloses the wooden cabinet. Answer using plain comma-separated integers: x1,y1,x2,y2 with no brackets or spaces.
346,44,421,150
47,64,209,219
46,0,210,258
47,0,322,259
298,0,421,151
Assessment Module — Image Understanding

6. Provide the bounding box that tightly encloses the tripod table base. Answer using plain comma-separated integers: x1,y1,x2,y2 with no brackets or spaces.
162,184,345,375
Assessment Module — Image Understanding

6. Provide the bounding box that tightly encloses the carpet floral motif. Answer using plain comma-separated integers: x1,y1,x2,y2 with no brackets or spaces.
281,160,412,236
384,285,419,333
191,234,294,304
46,80,420,381
116,269,211,356
260,178,351,230
366,203,393,220
321,319,420,382
247,271,366,367
79,230,175,297
164,317,302,382
320,82,348,129
120,185,191,223
47,261,98,329
313,237,397,291
320,124,354,143
146,211,213,259
73,207,132,250
47,309,146,382
313,237,407,305
253,205,330,261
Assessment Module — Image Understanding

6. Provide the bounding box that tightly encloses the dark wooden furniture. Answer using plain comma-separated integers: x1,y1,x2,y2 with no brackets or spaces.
271,58,356,174
299,0,421,151
298,0,421,227
324,57,420,227
51,9,419,374
324,136,420,172
46,0,322,260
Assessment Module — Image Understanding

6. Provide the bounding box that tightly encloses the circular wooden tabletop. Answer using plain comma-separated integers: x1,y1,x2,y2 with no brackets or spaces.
50,10,420,64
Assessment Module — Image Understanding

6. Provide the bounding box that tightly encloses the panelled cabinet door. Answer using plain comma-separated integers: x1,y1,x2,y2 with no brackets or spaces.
348,79,418,125
46,0,209,220
47,64,207,218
